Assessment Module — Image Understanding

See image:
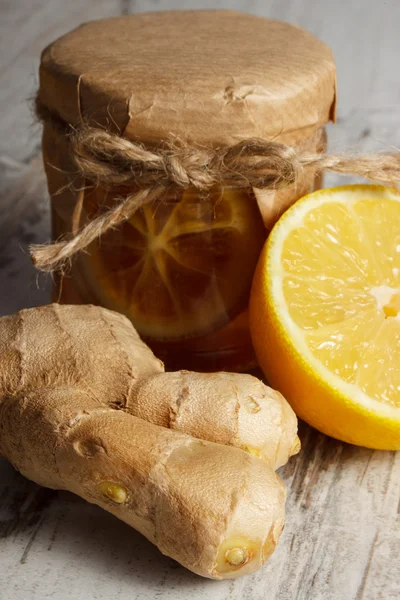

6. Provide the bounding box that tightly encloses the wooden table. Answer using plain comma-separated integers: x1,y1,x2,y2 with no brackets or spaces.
0,1,399,599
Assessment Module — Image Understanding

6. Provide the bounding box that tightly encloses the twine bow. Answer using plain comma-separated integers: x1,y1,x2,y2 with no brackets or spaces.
32,102,400,272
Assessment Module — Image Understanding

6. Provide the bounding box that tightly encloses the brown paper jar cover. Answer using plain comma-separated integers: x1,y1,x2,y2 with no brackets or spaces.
38,10,336,147
38,10,337,371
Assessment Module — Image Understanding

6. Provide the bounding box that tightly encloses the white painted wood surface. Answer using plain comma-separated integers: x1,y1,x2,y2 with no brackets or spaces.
0,1,399,599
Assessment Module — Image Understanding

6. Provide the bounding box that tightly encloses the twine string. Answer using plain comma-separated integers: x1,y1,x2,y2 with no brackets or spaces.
32,101,400,272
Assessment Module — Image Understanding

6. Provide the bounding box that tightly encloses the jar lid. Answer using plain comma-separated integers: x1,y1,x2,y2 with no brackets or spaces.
39,10,336,146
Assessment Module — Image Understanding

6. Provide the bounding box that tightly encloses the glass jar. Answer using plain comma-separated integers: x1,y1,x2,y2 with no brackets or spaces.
39,11,336,371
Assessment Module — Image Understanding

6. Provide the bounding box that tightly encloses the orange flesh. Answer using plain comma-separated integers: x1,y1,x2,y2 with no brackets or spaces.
80,186,266,342
281,195,400,408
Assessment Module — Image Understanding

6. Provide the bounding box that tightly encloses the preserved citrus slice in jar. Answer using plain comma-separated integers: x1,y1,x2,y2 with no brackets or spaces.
80,187,266,341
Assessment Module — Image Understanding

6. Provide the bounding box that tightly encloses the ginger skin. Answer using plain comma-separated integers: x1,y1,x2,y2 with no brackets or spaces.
131,370,299,469
0,304,298,578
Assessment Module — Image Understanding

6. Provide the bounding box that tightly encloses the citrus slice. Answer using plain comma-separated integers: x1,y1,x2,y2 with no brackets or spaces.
81,186,265,341
250,185,400,449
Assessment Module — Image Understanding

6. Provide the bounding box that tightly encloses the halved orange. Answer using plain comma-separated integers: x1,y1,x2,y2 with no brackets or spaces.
80,186,265,341
250,185,400,449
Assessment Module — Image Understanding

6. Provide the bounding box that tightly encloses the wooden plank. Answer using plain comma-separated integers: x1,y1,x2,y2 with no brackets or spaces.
0,157,51,315
0,0,123,163
0,0,123,310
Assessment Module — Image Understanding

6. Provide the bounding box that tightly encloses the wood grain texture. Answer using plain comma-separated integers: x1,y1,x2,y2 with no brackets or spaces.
0,0,123,163
0,1,399,599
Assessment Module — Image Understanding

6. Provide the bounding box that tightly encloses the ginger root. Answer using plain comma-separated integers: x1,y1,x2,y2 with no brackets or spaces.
131,370,299,469
0,304,299,579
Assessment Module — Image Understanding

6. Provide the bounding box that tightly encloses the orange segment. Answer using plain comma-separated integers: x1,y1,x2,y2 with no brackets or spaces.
250,185,400,449
80,186,265,341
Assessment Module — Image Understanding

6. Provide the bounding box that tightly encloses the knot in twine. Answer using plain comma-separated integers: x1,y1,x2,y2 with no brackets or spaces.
32,102,400,272
70,127,303,191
